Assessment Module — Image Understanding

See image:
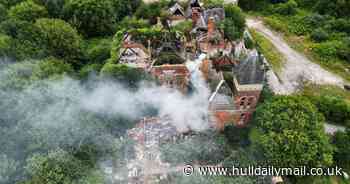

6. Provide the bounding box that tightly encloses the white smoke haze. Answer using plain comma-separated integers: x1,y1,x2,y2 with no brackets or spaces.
0,54,213,183
81,53,211,132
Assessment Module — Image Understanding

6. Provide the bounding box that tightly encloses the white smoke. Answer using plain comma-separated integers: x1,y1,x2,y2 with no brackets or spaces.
81,54,211,132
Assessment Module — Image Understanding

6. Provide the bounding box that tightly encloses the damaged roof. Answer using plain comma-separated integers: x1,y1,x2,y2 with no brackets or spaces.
233,54,265,85
203,8,225,23
168,3,185,16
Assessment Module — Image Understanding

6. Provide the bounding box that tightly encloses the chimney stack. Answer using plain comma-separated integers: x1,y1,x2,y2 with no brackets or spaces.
207,17,215,38
191,8,200,27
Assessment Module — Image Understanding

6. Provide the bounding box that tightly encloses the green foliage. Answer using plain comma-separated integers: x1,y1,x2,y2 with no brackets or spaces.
333,130,350,172
116,16,150,31
271,0,298,15
64,0,116,37
101,63,151,87
0,19,42,59
134,1,169,23
109,30,125,63
238,0,268,11
78,63,102,79
311,28,329,42
312,40,343,60
31,57,73,80
34,18,82,62
202,0,224,8
34,0,65,18
24,149,89,184
112,0,141,22
172,20,192,38
0,58,73,90
8,0,48,22
83,38,112,64
0,0,25,8
0,34,12,57
250,29,284,73
155,52,185,65
222,5,246,40
308,95,350,126
0,3,6,22
315,0,350,18
252,96,334,168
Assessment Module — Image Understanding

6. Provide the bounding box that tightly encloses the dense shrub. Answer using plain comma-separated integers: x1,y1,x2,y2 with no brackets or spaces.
0,34,12,57
34,18,82,62
333,130,350,172
337,37,350,62
315,0,350,18
100,63,151,88
252,96,333,168
311,28,329,42
83,38,112,64
0,20,42,59
8,0,48,22
222,5,246,40
0,3,6,22
272,0,298,15
310,95,350,126
329,18,350,34
31,57,74,80
303,13,327,29
312,40,343,60
64,0,117,37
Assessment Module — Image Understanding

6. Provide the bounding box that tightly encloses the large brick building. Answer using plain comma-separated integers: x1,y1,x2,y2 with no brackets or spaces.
206,52,265,129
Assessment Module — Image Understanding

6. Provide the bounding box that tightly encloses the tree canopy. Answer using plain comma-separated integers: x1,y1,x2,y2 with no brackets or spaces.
221,5,246,40
251,96,334,168
8,0,48,22
34,18,82,62
333,130,350,172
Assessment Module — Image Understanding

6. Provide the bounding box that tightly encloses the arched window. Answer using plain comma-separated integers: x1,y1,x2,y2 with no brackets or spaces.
239,97,247,109
238,113,246,125
247,97,255,108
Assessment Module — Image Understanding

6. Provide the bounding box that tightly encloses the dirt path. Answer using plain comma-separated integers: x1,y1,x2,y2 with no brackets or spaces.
247,18,346,94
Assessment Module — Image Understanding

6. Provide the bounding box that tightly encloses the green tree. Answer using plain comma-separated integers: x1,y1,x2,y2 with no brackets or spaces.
0,34,12,57
34,0,65,18
31,57,73,80
101,63,151,88
34,18,82,61
83,38,112,64
0,3,6,22
8,0,48,22
24,149,88,184
134,1,168,24
333,130,350,172
64,0,116,37
0,0,25,8
221,5,246,40
251,96,334,168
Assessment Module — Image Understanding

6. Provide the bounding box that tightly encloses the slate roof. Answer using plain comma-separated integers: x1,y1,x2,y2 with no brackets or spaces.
168,3,185,16
233,53,265,85
203,8,225,23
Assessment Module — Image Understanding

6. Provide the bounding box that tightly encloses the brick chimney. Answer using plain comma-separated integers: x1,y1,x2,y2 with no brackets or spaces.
207,17,215,38
191,8,200,27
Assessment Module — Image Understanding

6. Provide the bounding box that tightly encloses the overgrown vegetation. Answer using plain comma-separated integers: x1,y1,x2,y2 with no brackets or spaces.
243,0,350,82
249,29,284,73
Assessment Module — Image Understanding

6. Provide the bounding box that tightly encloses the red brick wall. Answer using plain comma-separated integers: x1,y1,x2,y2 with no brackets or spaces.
234,90,261,111
213,111,234,130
